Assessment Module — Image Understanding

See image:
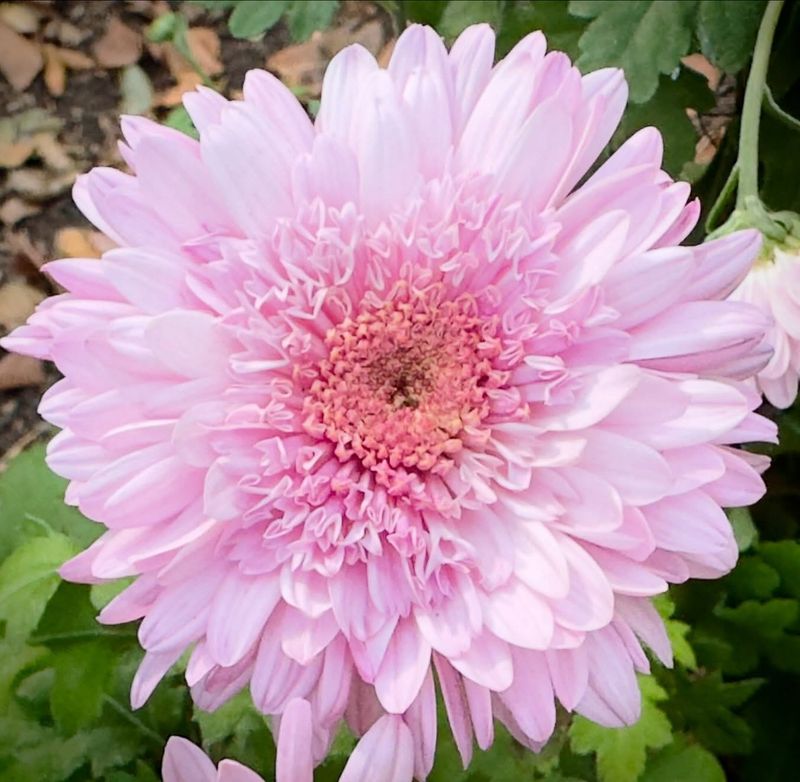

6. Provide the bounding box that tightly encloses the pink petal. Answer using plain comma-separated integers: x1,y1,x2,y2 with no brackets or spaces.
276,698,314,782
339,714,415,782
162,737,216,782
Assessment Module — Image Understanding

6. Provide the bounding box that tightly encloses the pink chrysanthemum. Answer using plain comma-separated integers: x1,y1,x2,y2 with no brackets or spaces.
730,246,800,408
3,23,777,778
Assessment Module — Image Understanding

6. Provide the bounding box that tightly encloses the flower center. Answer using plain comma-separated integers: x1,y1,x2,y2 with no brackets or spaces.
303,285,504,486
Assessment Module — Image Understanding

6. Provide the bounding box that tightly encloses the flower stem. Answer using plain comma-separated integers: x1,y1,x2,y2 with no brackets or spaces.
736,0,785,208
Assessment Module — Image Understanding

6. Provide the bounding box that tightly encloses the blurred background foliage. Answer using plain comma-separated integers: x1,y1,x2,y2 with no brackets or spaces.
1,1,800,781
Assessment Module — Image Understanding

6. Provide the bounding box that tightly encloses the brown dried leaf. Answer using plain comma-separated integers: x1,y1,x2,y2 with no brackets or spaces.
0,281,45,330
683,53,721,91
186,27,223,77
6,230,46,271
0,21,43,91
54,46,93,70
266,37,324,94
92,17,142,68
267,19,388,93
0,197,40,226
42,42,66,96
54,226,105,259
6,168,76,201
0,353,45,391
31,132,73,172
155,70,203,108
0,138,35,168
324,19,384,58
0,3,41,35
377,39,395,69
45,19,88,47
154,40,194,81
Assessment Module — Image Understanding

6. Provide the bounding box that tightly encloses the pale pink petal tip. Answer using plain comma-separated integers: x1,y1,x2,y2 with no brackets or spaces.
162,737,217,782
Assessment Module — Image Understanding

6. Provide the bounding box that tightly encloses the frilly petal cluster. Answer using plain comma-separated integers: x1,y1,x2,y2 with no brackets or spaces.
731,246,800,408
3,23,776,778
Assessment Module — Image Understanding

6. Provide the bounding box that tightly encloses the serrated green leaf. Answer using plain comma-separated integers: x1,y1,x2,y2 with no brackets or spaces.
760,540,800,597
666,617,697,669
285,0,338,41
0,533,75,640
194,689,264,746
613,66,713,176
498,0,584,59
0,443,98,559
438,0,505,40
654,594,697,668
85,726,143,777
229,0,290,39
696,0,766,72
767,633,800,674
717,598,799,639
569,0,698,103
50,642,115,734
2,730,92,781
725,556,781,601
33,580,134,644
642,740,725,782
570,677,672,782
663,671,762,754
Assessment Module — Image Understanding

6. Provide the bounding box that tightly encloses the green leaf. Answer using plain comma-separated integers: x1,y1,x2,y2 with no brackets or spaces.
654,594,697,668
696,0,766,72
85,727,144,777
438,0,505,40
194,689,265,747
642,740,725,782
570,677,672,782
164,105,200,139
229,0,290,39
404,0,446,26
0,443,98,559
0,533,75,640
2,731,93,781
191,0,238,8
91,578,133,612
285,0,338,42
613,66,713,176
120,65,154,115
725,557,780,601
662,671,763,754
569,0,698,103
760,541,800,597
716,598,799,640
33,581,117,642
498,0,584,59
50,642,115,734
729,506,758,551
146,12,181,43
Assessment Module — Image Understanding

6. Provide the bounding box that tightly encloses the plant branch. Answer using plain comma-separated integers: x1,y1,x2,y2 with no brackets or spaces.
736,0,785,208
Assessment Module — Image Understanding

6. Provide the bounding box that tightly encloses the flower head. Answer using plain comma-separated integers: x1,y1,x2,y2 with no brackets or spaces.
3,23,775,778
731,240,800,408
